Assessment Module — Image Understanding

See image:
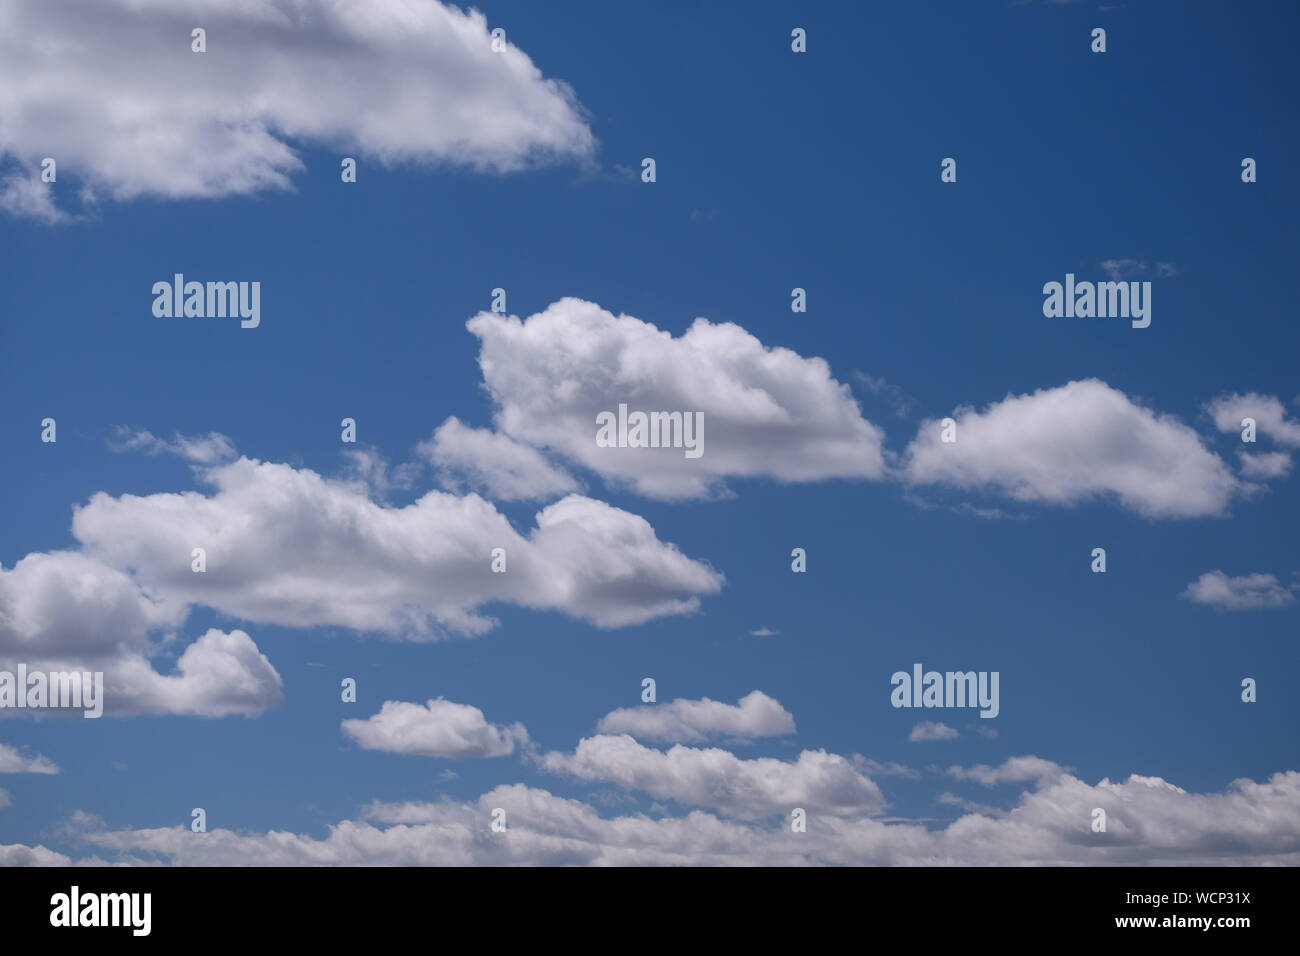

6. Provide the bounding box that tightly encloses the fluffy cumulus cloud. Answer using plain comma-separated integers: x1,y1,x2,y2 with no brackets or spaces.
1180,571,1296,611
901,379,1240,518
0,446,718,716
0,0,596,221
538,734,885,819
1207,393,1300,480
109,628,284,717
71,457,722,636
342,698,528,759
1206,393,1300,448
419,417,579,502
466,298,888,499
0,550,282,717
13,766,1300,866
596,690,795,743
909,721,958,742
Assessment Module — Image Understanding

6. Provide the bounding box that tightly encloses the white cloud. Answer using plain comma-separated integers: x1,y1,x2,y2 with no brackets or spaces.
109,628,284,717
0,0,595,220
0,744,58,774
945,756,1069,786
901,379,1240,518
0,550,181,659
337,447,421,501
343,698,528,759
851,755,920,779
0,551,282,717
538,734,884,819
31,766,1300,865
0,173,65,224
1098,259,1177,280
1239,450,1292,479
1207,393,1300,448
466,298,888,499
909,721,958,742
853,371,913,419
419,417,578,502
935,792,1002,816
0,843,71,866
112,428,236,464
595,690,795,744
71,456,723,636
1098,258,1147,280
1181,571,1296,611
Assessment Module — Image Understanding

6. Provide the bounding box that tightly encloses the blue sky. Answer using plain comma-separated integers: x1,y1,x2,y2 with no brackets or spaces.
0,0,1297,865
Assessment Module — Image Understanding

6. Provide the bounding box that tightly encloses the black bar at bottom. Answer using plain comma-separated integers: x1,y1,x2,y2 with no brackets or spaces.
0,865,1280,942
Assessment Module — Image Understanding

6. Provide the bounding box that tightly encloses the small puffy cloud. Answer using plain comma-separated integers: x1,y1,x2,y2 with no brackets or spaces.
901,379,1239,518
909,721,958,742
342,698,527,759
1181,572,1296,611
466,298,888,499
109,628,284,717
1207,393,1300,448
419,417,578,501
539,734,884,819
595,690,795,744
1238,451,1292,479
945,756,1069,786
71,457,724,637
0,0,595,220
0,745,58,775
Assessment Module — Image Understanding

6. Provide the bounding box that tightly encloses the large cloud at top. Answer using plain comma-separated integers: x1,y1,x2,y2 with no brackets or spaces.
0,0,596,221
467,298,889,500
